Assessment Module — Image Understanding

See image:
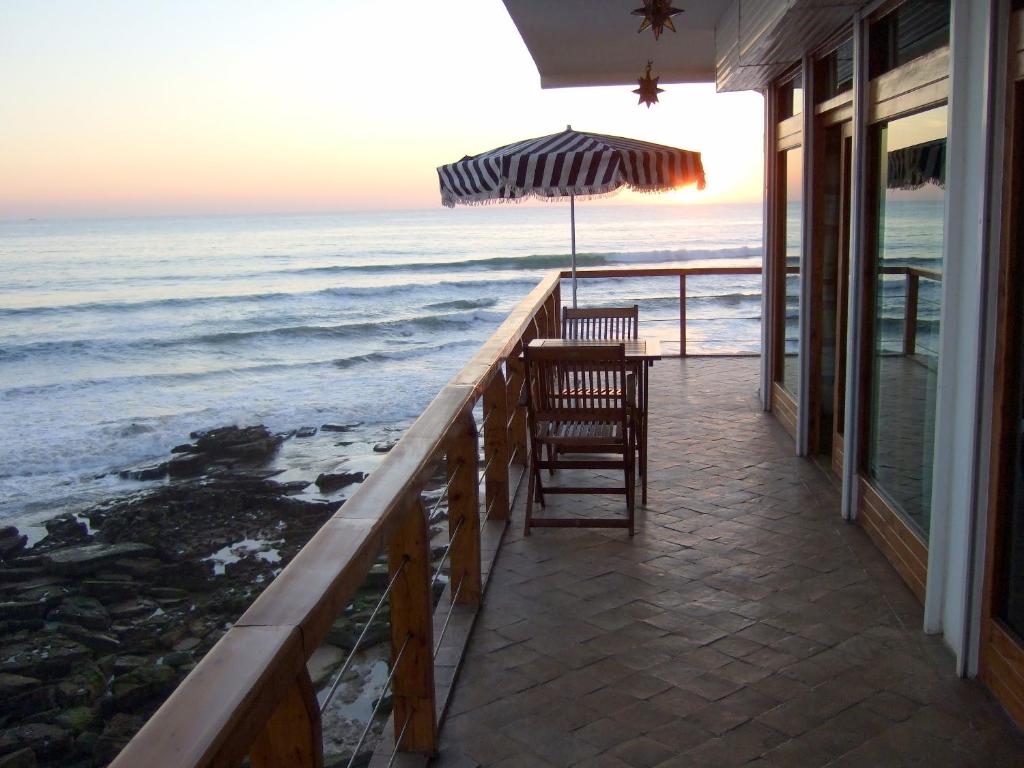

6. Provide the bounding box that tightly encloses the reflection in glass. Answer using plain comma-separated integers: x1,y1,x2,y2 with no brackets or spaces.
870,0,950,78
781,147,803,398
778,75,803,119
819,40,853,101
867,105,947,539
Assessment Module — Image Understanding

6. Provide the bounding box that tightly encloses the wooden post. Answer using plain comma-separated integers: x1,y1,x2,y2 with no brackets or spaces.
553,283,562,337
483,370,510,521
250,669,323,768
507,351,528,467
679,273,688,357
387,495,437,755
903,271,919,356
446,410,481,605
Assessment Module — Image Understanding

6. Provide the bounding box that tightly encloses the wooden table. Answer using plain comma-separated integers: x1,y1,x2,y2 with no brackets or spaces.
528,338,661,504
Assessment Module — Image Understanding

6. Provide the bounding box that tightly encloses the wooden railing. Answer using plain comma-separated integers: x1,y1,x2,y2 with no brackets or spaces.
562,265,763,356
110,265,761,768
880,265,942,355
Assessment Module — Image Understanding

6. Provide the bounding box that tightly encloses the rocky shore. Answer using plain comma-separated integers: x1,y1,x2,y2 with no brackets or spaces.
0,424,447,767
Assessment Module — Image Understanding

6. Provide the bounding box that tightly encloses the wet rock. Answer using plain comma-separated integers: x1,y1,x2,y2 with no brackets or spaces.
326,620,389,654
153,562,211,591
15,584,72,608
0,674,40,698
189,425,284,464
0,637,91,680
109,665,176,712
42,543,155,577
161,651,191,668
117,463,167,481
1,724,69,759
81,579,138,603
0,528,28,561
55,706,97,736
43,515,88,543
307,645,346,688
373,440,398,453
47,597,109,632
164,452,209,478
0,569,44,584
92,714,143,765
322,422,361,433
0,748,36,768
0,602,48,622
111,656,146,676
56,662,106,709
275,480,312,495
315,471,368,494
107,599,157,621
5,684,58,721
54,624,120,654
109,558,161,579
294,426,318,438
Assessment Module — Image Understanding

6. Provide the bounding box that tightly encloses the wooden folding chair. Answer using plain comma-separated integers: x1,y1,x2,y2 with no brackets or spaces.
561,305,648,504
562,305,639,340
523,343,636,536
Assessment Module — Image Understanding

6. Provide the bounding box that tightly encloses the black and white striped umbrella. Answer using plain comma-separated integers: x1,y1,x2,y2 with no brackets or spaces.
437,126,706,305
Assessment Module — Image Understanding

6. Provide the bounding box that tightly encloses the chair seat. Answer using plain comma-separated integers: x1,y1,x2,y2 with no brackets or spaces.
536,419,624,445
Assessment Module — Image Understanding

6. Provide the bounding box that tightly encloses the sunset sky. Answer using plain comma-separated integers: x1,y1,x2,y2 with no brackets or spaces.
0,1,765,218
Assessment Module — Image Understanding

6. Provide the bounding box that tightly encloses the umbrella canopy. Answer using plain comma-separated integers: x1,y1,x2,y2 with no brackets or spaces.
438,126,705,306
438,126,705,207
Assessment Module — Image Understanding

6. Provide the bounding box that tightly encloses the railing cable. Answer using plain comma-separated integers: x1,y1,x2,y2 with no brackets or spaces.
478,454,495,483
433,578,465,657
426,461,462,520
430,515,464,588
320,557,408,713
387,710,413,768
344,632,411,768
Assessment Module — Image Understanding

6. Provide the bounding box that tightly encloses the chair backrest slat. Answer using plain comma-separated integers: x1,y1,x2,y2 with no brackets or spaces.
525,344,629,424
562,305,639,341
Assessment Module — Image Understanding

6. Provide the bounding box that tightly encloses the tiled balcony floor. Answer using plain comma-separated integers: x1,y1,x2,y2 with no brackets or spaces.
431,357,1024,768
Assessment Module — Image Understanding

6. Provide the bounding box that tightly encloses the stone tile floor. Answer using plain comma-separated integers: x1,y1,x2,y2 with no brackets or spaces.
430,358,1024,767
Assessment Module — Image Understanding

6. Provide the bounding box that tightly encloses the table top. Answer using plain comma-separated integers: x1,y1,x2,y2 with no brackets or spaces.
528,337,662,360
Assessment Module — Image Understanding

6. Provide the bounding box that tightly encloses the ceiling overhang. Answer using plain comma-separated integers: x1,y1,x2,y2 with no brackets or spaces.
502,0,729,89
502,0,862,93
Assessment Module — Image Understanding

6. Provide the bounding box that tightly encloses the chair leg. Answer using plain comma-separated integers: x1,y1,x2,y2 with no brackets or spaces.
626,438,636,537
640,417,648,507
524,451,535,537
546,444,556,477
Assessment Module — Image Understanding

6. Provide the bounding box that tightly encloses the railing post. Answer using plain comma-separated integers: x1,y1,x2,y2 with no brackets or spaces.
446,410,481,605
553,283,562,337
483,369,510,520
507,343,529,467
903,271,919,356
250,668,323,768
388,495,437,755
679,273,687,357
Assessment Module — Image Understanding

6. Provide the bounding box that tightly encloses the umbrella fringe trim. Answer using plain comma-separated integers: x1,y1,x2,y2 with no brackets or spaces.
441,180,699,208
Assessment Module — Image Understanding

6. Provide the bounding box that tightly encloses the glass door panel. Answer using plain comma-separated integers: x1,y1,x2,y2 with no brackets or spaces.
780,147,803,398
866,105,948,540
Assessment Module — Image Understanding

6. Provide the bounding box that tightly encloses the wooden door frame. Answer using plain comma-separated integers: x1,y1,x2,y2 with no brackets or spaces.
978,7,1024,730
852,12,950,601
770,67,805,441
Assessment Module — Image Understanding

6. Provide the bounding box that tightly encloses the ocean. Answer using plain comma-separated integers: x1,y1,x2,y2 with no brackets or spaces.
0,203,767,532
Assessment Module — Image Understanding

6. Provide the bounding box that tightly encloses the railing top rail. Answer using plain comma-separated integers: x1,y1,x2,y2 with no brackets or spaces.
560,266,762,279
880,264,943,281
111,271,562,768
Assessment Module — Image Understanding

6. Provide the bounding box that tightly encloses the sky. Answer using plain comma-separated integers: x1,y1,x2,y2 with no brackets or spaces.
0,1,766,218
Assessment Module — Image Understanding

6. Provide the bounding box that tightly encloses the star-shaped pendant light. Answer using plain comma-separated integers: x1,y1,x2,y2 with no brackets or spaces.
633,61,664,108
631,0,684,40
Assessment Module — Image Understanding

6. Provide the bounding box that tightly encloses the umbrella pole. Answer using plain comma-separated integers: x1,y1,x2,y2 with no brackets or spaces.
570,193,577,308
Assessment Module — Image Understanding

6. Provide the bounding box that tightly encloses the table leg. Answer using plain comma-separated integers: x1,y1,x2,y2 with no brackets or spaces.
642,361,649,506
